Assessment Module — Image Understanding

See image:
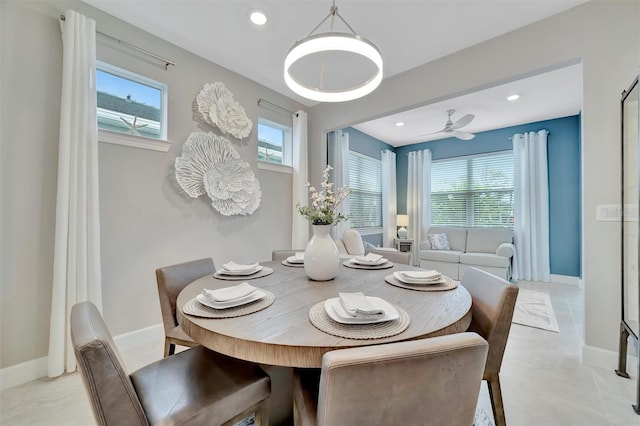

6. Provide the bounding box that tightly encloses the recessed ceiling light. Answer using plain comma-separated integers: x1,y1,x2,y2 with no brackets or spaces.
507,94,520,101
395,121,405,127
249,10,267,26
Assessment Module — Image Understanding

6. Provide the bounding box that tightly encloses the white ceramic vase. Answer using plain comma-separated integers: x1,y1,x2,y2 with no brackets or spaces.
304,224,340,281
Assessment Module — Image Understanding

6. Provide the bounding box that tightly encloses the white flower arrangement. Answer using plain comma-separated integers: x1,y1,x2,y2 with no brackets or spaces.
297,165,351,225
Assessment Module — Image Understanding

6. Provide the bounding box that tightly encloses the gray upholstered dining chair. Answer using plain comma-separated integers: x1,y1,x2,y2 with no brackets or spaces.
156,258,215,357
272,249,305,261
461,267,520,426
292,332,488,426
71,301,271,426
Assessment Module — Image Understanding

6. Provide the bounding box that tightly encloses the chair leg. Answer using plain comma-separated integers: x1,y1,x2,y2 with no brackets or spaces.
163,339,175,358
486,373,506,426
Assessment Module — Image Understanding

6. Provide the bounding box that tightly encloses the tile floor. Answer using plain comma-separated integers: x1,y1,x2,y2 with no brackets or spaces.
0,280,638,426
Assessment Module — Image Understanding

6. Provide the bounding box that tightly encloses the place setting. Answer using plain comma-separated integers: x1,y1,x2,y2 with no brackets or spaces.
182,282,275,318
309,291,410,339
213,261,274,280
282,252,305,268
343,252,394,270
384,269,458,291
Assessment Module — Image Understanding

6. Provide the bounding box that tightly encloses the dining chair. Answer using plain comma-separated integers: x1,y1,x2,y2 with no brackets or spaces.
461,267,520,426
272,249,305,261
71,301,271,426
292,332,488,426
156,258,215,357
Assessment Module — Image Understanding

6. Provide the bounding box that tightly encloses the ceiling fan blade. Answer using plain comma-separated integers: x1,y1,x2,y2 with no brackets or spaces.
449,114,475,130
453,131,476,140
413,128,446,138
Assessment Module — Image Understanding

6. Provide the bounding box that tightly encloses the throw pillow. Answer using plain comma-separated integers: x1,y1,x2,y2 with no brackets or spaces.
427,233,451,250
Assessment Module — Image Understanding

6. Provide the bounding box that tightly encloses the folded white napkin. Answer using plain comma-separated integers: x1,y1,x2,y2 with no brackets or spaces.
338,292,385,318
202,282,257,302
287,252,305,264
222,261,260,272
399,270,441,281
355,253,383,263
294,252,304,261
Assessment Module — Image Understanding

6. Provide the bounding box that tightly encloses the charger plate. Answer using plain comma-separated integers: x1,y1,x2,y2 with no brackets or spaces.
308,301,410,339
182,290,275,318
384,274,458,292
343,260,394,270
213,267,274,280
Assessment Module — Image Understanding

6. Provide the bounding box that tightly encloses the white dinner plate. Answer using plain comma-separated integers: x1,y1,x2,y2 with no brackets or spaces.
196,290,265,309
392,271,446,285
350,257,388,266
324,297,399,324
286,256,304,264
216,265,263,276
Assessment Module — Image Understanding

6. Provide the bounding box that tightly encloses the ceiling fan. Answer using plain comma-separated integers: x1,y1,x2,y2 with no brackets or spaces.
417,109,476,140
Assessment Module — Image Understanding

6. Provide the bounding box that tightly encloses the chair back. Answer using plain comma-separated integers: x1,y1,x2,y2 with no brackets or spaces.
155,258,215,331
272,249,304,261
70,302,148,426
316,332,488,426
461,267,519,374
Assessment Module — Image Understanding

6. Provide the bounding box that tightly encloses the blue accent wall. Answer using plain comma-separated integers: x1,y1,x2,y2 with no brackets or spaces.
395,115,581,277
343,127,393,160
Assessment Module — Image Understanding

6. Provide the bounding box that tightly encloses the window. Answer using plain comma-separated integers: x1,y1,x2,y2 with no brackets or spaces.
257,118,292,167
431,151,514,228
349,152,382,229
96,61,169,151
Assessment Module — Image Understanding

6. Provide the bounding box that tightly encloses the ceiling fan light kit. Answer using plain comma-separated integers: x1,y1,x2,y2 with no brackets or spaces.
284,1,383,102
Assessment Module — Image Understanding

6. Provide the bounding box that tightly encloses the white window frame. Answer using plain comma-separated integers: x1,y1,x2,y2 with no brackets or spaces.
96,61,171,152
348,151,383,234
256,117,293,174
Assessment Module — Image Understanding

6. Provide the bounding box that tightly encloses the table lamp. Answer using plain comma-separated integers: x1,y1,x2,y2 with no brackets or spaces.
397,214,409,239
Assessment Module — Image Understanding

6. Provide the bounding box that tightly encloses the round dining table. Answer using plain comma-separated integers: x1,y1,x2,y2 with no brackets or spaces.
177,259,472,369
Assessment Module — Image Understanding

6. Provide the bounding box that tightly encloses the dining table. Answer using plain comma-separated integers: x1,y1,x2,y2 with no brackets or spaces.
176,258,472,369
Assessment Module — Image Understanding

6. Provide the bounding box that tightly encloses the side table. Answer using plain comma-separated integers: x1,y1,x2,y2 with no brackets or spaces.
395,238,415,265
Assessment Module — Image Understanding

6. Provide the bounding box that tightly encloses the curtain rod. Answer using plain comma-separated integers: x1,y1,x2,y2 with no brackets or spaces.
508,130,550,140
59,14,176,70
257,98,296,116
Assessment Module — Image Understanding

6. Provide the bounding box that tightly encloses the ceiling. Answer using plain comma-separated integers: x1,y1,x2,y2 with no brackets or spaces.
82,0,587,146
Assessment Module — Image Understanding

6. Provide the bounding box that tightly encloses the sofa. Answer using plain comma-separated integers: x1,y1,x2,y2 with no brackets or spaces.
418,226,515,281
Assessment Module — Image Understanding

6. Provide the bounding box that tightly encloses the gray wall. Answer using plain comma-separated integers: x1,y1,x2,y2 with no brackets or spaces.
308,1,639,357
0,0,304,368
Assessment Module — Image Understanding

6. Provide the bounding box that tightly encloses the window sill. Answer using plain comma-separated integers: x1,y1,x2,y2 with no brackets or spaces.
98,129,172,152
257,161,293,174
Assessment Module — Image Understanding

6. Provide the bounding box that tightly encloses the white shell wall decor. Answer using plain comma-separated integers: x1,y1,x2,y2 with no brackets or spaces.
195,82,253,140
175,132,261,216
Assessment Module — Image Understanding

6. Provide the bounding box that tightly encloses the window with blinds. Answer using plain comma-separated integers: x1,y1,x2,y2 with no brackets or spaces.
431,151,514,228
349,152,382,229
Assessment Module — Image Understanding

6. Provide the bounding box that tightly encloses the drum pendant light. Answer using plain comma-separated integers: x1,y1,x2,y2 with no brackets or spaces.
284,0,383,103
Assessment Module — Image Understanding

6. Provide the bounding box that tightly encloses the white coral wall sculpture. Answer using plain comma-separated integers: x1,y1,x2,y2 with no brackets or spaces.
175,132,261,216
196,82,253,140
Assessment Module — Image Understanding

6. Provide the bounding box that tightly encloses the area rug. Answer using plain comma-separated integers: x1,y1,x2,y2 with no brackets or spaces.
474,408,494,426
512,289,559,332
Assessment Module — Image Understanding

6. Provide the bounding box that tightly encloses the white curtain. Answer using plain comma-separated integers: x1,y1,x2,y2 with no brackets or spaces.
513,130,550,282
407,149,431,265
381,150,397,247
49,10,102,377
328,130,350,239
292,110,309,248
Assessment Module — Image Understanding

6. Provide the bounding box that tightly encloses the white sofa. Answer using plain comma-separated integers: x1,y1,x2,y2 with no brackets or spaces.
418,226,515,281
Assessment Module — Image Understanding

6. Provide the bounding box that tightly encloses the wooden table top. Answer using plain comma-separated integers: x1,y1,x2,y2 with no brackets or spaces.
177,260,472,368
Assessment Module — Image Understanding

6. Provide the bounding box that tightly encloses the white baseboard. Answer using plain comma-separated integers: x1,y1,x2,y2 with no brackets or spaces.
550,274,581,286
0,356,48,392
0,323,164,392
583,344,638,376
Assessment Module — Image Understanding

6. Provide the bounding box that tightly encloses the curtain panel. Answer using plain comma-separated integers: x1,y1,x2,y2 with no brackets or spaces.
49,9,102,377
292,110,309,248
381,150,397,247
328,130,350,240
406,149,432,265
513,130,550,282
